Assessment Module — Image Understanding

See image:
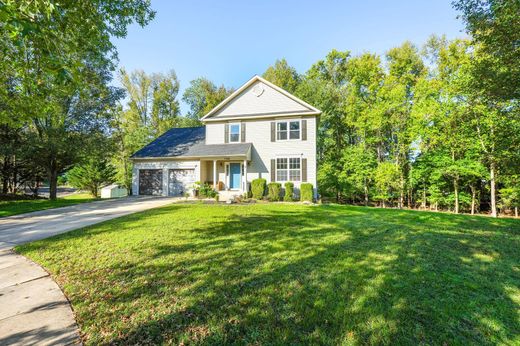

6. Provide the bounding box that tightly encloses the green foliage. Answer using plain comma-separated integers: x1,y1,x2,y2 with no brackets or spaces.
300,183,314,202
67,159,116,197
195,182,217,198
263,59,300,93
374,162,400,206
182,77,234,120
284,182,294,202
453,0,520,101
267,182,282,201
251,178,266,199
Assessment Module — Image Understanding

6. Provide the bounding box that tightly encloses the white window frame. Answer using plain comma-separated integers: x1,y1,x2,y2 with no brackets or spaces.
276,157,301,182
276,119,301,141
229,123,241,143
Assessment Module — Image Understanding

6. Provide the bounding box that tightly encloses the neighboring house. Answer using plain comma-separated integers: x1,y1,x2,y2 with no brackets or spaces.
130,75,321,199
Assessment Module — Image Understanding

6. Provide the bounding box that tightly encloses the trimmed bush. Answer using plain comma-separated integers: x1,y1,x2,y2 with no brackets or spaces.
284,182,294,202
251,178,266,199
267,182,282,201
300,183,314,202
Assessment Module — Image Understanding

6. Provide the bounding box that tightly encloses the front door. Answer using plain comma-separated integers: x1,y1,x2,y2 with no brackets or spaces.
229,163,241,190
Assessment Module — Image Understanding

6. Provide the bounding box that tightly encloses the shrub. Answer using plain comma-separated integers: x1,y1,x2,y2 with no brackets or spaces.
284,182,294,202
251,178,266,199
267,182,282,201
198,183,217,198
300,183,314,202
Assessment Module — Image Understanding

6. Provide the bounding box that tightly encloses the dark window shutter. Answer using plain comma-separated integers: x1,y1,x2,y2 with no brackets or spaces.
271,122,276,142
271,159,276,182
302,158,307,182
241,122,246,142
301,119,307,141
224,123,229,143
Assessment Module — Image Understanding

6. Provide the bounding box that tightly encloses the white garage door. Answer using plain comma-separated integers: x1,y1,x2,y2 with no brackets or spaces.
168,169,195,196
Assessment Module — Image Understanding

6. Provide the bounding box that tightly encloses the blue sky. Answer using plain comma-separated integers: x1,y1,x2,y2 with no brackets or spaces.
113,0,466,114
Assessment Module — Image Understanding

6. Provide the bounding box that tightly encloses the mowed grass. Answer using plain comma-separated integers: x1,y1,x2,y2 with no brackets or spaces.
17,204,520,345
0,193,95,217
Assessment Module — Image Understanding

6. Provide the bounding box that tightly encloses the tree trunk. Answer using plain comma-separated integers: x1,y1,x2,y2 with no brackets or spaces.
490,161,497,217
363,179,369,206
470,185,476,215
399,174,404,209
382,199,386,208
515,206,518,218
453,178,459,214
47,161,58,201
422,184,427,209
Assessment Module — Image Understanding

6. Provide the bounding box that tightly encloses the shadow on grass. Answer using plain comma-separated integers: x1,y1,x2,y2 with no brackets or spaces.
18,204,520,345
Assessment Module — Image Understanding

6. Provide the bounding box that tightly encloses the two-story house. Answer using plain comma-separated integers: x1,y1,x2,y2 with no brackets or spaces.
130,75,321,200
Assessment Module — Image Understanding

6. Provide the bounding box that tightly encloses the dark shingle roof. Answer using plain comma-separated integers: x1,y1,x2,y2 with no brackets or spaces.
131,127,206,158
131,126,251,159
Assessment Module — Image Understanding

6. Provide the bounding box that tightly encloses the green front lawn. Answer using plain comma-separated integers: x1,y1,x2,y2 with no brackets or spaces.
17,204,520,345
0,193,95,217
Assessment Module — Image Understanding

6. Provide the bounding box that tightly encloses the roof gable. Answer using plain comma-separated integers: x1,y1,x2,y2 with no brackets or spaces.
201,76,320,121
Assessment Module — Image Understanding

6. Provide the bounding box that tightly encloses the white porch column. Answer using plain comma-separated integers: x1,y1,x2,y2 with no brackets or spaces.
213,160,217,189
243,159,247,192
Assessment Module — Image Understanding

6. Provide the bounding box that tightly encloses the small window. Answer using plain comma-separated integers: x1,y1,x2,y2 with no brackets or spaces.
276,121,300,140
277,122,288,140
289,121,300,139
229,123,240,142
276,157,300,182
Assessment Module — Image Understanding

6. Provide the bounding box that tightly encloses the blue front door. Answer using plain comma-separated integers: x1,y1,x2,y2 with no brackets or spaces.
229,163,241,189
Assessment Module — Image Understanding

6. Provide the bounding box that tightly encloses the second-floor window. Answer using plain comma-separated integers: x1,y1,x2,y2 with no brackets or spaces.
277,120,300,140
229,123,240,143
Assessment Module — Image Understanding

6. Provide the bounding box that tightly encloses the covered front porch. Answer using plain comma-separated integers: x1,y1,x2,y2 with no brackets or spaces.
199,158,250,194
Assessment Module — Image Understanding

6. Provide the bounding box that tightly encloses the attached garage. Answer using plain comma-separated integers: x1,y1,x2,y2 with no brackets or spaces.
138,169,163,195
168,169,195,196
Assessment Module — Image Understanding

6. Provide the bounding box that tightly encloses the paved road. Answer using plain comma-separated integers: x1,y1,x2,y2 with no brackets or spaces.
0,196,177,345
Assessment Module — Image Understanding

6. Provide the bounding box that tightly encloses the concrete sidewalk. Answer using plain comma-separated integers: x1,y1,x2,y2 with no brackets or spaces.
0,250,80,345
0,196,177,345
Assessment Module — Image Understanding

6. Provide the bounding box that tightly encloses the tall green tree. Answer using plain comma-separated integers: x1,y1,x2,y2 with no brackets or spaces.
119,68,181,137
182,77,234,120
263,58,301,93
453,0,520,101
298,50,351,200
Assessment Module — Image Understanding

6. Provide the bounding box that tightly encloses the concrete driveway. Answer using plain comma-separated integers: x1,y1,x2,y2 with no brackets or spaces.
0,196,177,250
0,196,177,345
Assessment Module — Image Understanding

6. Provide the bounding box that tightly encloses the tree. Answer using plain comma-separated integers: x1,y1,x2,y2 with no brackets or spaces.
119,69,181,137
182,77,233,120
374,162,400,208
298,50,351,200
68,159,116,197
263,58,301,93
453,0,520,101
387,42,426,208
0,0,155,125
0,1,155,200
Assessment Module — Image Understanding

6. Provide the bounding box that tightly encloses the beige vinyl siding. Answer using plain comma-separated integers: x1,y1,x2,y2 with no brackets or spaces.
205,123,225,145
205,116,317,190
210,81,309,118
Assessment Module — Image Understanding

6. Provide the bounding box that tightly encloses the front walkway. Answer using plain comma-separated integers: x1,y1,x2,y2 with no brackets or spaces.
0,196,177,345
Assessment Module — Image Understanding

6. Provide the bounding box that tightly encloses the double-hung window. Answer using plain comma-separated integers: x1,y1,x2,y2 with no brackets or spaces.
276,120,300,140
229,123,240,143
276,157,301,181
